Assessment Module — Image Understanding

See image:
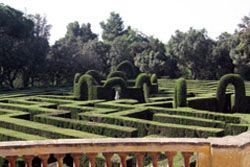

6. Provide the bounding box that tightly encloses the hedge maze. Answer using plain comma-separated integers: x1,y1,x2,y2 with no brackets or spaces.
0,62,250,141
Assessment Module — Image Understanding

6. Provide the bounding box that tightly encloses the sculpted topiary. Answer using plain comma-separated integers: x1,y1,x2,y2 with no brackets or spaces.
174,78,187,108
216,74,246,113
107,71,127,81
116,60,136,79
135,73,151,102
73,73,81,95
104,77,127,89
150,73,158,85
74,74,95,100
85,70,102,84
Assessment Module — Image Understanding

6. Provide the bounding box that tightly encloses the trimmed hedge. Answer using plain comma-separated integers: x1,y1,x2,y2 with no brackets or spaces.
188,97,218,112
217,74,246,113
104,77,127,89
85,70,102,84
34,114,137,137
116,60,136,79
74,74,95,100
174,78,187,108
107,71,128,81
79,112,223,137
153,113,225,128
150,74,158,84
0,116,102,139
135,73,151,102
73,73,81,95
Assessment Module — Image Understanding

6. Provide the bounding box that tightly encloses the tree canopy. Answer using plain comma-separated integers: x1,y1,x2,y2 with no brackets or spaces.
1,4,250,89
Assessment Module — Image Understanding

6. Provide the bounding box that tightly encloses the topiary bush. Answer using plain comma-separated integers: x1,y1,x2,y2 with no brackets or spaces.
107,71,128,81
104,77,127,89
74,74,95,100
116,60,136,79
85,70,102,84
135,73,152,102
150,74,158,85
216,74,246,113
174,78,187,108
73,73,81,95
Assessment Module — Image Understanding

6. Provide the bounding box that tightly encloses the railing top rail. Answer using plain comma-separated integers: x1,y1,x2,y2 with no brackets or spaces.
0,132,249,157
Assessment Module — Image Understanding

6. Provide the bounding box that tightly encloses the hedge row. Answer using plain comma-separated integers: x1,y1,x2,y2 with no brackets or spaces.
153,113,225,128
147,107,241,124
34,114,137,137
79,112,223,137
0,116,102,139
0,127,47,141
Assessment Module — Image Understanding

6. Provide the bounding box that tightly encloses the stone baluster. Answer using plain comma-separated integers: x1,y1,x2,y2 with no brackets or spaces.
103,153,113,167
119,153,128,167
39,155,49,167
182,152,193,167
6,156,17,167
23,155,33,167
87,153,97,167
135,153,144,167
55,154,64,167
165,152,176,167
149,152,158,167
72,154,82,167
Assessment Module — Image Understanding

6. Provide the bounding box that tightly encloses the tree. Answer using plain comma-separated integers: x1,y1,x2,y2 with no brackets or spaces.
21,14,51,87
212,32,234,79
47,21,103,86
134,36,179,77
166,28,216,79
230,14,250,80
0,4,34,88
100,12,125,42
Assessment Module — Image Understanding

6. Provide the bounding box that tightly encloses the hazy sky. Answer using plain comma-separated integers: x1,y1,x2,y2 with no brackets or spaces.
2,0,250,44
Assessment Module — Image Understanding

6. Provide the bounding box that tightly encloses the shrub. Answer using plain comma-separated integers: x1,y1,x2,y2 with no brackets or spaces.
116,60,136,79
104,77,127,89
174,78,187,108
74,74,95,100
188,97,218,112
85,70,102,84
135,73,152,102
73,73,81,95
135,73,151,88
107,71,128,81
150,74,158,84
216,74,246,113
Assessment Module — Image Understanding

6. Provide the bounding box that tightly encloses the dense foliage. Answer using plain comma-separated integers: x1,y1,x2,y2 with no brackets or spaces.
1,3,250,89
216,74,246,113
174,78,187,108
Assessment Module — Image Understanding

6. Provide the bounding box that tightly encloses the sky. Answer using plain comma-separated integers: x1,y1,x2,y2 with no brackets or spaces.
1,0,250,45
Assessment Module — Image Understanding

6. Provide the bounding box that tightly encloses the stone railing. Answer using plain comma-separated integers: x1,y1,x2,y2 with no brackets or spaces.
0,132,250,167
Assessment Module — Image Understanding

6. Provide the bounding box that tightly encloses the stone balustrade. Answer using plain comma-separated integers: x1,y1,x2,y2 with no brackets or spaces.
0,131,250,167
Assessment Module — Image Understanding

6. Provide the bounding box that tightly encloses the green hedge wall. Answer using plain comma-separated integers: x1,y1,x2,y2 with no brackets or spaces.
34,114,137,137
216,74,246,113
188,97,218,112
174,78,187,108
